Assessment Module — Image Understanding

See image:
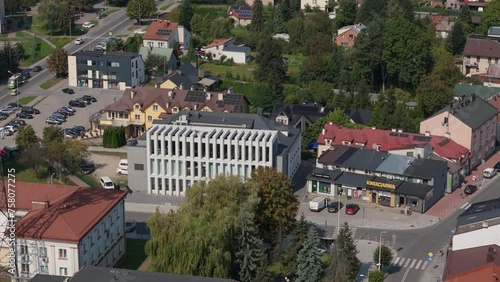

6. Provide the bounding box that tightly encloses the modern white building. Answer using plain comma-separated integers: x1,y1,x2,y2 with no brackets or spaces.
127,110,302,196
4,183,127,279
452,198,500,251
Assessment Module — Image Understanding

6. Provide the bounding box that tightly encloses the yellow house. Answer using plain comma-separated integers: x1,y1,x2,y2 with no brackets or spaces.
94,86,250,138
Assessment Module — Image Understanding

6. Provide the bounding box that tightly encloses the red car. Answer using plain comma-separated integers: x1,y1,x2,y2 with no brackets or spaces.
345,204,360,215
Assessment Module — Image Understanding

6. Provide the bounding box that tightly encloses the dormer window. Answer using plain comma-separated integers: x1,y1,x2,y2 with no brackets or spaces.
342,141,350,146
172,107,178,113
326,139,331,145
134,104,140,110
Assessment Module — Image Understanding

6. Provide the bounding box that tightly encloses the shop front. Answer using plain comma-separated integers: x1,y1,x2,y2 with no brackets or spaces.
365,177,404,207
395,182,435,213
334,172,375,200
307,168,343,196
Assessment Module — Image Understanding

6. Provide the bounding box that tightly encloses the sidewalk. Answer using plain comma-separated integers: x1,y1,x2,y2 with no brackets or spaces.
66,174,90,187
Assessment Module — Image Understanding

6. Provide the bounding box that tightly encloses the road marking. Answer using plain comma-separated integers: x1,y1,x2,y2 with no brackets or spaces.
460,202,470,209
401,266,412,282
404,259,411,267
421,260,428,270
464,203,472,210
415,260,422,269
394,257,401,265
398,258,406,266
409,259,417,268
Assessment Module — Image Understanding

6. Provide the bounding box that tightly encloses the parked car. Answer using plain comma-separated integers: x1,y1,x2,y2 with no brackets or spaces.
51,112,67,119
32,65,42,72
81,95,97,102
16,112,33,119
69,100,86,107
72,126,85,135
125,219,137,233
0,110,11,116
75,38,84,45
79,160,96,175
22,106,40,114
2,107,16,114
494,162,500,171
82,22,95,28
345,204,360,215
46,117,62,125
0,113,7,120
464,185,478,195
62,88,75,94
77,98,91,105
50,115,66,123
10,119,26,126
484,168,497,179
57,108,74,116
0,127,13,136
327,202,343,213
5,125,18,133
61,106,76,113
63,129,76,139
19,5,31,11
8,103,21,108
100,176,115,189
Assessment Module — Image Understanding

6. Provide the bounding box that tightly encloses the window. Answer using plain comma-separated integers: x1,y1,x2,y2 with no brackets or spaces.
349,34,353,39
59,267,68,276
20,245,28,255
108,62,120,67
488,57,492,63
21,263,29,273
134,163,144,170
148,116,152,121
172,107,178,113
40,265,48,274
59,249,67,259
39,247,47,256
153,105,159,111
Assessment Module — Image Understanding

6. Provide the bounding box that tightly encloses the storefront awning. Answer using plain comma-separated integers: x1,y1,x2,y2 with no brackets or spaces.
366,176,404,192
334,172,375,188
395,182,433,198
307,167,343,183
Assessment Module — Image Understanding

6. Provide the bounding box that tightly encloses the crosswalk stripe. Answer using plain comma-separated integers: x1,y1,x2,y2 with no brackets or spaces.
404,259,411,267
409,259,417,268
415,260,422,269
398,258,406,266
394,257,401,265
421,261,428,270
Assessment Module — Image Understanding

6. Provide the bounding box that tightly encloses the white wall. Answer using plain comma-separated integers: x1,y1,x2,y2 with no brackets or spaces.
301,0,328,10
287,135,302,179
177,27,191,50
452,224,500,251
68,56,77,87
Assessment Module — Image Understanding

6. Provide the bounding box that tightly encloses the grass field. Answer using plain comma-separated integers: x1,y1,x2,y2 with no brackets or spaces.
22,15,88,37
18,96,36,105
284,54,306,79
47,37,70,48
73,170,100,187
40,76,64,90
1,159,66,184
119,239,148,270
194,5,228,17
203,63,256,81
14,32,54,67
102,8,119,17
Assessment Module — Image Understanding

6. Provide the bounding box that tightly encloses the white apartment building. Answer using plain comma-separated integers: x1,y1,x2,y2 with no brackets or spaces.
7,183,127,279
143,20,191,50
128,111,302,196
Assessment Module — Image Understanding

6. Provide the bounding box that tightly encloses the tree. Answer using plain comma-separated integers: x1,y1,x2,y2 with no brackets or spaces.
302,109,360,148
482,0,500,31
124,35,143,53
20,143,46,178
179,0,194,30
15,125,39,153
249,167,298,252
210,17,232,38
387,0,414,22
167,6,181,23
296,227,323,282
47,47,68,77
335,0,357,29
255,36,287,94
126,0,156,24
254,254,274,282
108,0,127,6
369,270,385,282
145,53,169,78
190,14,205,34
38,0,73,34
304,33,333,56
3,42,24,72
354,18,386,89
107,38,125,52
236,210,264,282
446,21,467,55
373,245,394,269
325,222,361,281
356,0,386,24
251,0,265,33
42,126,63,144
5,0,20,14
280,0,292,22
282,214,309,274
458,5,472,32
273,5,285,33
300,54,331,84
287,15,305,53
290,0,301,14
70,0,92,11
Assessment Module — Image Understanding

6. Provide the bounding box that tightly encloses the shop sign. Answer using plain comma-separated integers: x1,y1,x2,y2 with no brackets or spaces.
425,189,433,200
366,180,396,190
312,172,330,179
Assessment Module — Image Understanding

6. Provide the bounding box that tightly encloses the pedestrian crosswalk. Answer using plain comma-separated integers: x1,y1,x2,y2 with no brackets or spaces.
332,227,357,238
392,257,429,270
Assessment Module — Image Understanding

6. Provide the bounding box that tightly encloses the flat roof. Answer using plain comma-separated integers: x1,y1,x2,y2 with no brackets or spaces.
457,197,500,227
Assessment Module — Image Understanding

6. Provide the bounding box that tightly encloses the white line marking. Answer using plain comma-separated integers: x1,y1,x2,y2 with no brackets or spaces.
394,257,401,265
464,203,472,210
399,258,406,266
409,259,417,268
421,260,428,270
460,202,470,209
415,260,422,269
401,266,412,282
404,259,411,267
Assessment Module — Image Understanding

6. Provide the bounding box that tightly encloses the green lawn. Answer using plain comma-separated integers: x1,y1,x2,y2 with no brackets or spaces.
231,27,251,38
194,5,228,17
47,37,70,48
102,9,119,17
18,96,36,105
22,15,88,37
284,54,306,79
1,158,65,184
202,63,256,81
119,239,148,270
160,3,175,11
73,170,100,188
13,32,54,67
40,76,64,90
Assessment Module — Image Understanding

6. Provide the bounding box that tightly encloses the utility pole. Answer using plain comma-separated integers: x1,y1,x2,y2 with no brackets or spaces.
32,30,36,62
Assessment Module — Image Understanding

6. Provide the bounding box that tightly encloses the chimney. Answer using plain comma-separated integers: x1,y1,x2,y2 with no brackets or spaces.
218,93,224,101
329,122,333,125
398,129,403,133
194,103,198,110
179,83,184,90
391,128,397,132
32,201,48,211
320,107,325,113
425,131,430,137
166,102,170,108
372,126,376,130
190,85,196,91
198,67,205,79
131,87,136,98
227,87,234,94
168,90,174,98
257,108,263,116
322,128,326,135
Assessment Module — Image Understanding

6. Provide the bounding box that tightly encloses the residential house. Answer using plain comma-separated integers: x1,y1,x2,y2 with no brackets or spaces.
68,51,145,90
316,124,470,192
487,94,500,143
138,46,178,72
29,266,236,282
93,86,250,138
308,145,448,213
246,0,273,6
157,64,221,91
335,24,366,47
469,64,500,87
420,94,498,170
443,245,500,282
427,15,455,38
202,38,251,64
462,36,500,76
270,103,373,133
127,110,302,196
0,183,127,279
143,20,191,50
452,198,500,251
446,0,488,11
453,83,500,100
300,0,329,11
227,6,252,27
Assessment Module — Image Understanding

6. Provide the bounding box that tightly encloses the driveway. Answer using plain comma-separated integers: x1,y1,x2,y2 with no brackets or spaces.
89,152,128,186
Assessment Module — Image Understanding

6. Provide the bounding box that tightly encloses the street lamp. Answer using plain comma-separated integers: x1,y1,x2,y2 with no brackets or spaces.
7,70,19,106
378,231,388,271
50,173,56,185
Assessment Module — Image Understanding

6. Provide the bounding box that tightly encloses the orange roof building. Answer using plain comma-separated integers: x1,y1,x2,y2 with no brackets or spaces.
143,20,191,50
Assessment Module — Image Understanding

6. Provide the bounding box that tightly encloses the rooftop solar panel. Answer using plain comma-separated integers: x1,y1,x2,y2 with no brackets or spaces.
413,135,432,142
389,132,398,137
185,91,206,103
335,148,358,165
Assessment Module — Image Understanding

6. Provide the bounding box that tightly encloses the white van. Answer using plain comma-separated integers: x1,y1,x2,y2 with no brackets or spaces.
100,176,115,189
309,197,327,212
483,168,497,179
117,159,128,175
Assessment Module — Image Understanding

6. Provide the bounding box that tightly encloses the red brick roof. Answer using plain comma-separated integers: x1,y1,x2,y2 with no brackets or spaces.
10,182,127,243
317,124,469,161
443,244,500,281
143,20,178,41
463,37,500,58
203,38,233,49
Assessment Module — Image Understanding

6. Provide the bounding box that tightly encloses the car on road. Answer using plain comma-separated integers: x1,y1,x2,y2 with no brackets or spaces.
134,28,146,34
69,100,86,107
46,117,62,125
345,204,360,215
19,5,31,11
82,22,95,28
484,168,497,179
81,95,97,103
125,219,137,233
32,65,42,72
494,162,500,171
75,38,84,45
62,88,75,94
79,160,96,174
22,106,40,114
16,112,33,119
327,202,343,213
8,103,21,108
464,185,478,195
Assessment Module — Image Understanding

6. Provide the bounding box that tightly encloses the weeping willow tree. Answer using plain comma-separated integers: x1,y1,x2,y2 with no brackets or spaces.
146,175,259,278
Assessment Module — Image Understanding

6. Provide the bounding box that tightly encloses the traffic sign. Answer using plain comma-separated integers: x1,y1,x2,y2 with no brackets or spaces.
428,252,433,257
428,257,433,261
451,229,455,235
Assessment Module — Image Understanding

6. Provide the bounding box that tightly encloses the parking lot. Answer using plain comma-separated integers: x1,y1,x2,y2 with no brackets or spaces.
89,152,128,187
1,85,124,146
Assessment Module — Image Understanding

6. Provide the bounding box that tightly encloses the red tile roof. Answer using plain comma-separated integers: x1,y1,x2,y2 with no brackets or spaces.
443,244,500,281
9,182,127,243
426,15,448,25
463,37,500,58
203,38,233,49
317,124,469,162
143,20,178,41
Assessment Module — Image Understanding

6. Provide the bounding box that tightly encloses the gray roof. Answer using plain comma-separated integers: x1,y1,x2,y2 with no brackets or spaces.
375,155,416,175
434,94,498,130
73,50,140,59
453,84,500,101
139,46,174,61
334,172,375,188
308,167,343,182
404,158,447,179
457,197,500,227
396,182,433,198
342,150,389,171
223,45,250,53
62,266,235,282
488,26,500,36
29,275,68,282
167,73,196,89
428,154,462,174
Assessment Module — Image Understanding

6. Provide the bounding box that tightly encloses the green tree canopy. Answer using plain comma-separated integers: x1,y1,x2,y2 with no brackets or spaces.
296,227,324,282
387,0,414,21
335,0,358,29
325,222,361,281
47,47,69,77
126,0,156,24
354,18,386,87
369,270,385,282
446,21,467,55
251,0,265,33
144,53,169,78
42,126,63,144
255,36,287,94
458,5,472,32
38,0,73,34
236,210,264,282
210,17,233,38
282,214,309,274
179,0,194,30
482,0,500,30
373,245,394,269
15,125,39,153
356,0,387,24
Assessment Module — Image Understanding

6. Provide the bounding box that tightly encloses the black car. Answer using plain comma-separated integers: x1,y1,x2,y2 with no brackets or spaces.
58,108,74,116
494,162,500,171
32,65,42,72
72,126,85,135
10,119,26,126
62,88,75,94
81,95,97,103
50,115,66,123
79,160,96,174
0,113,7,120
69,100,86,107
464,185,478,195
77,98,91,105
22,106,40,114
327,202,343,213
8,102,21,108
52,112,67,119
16,112,33,119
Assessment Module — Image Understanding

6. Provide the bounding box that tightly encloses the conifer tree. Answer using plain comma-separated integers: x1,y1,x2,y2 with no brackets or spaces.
296,227,324,282
236,210,264,282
